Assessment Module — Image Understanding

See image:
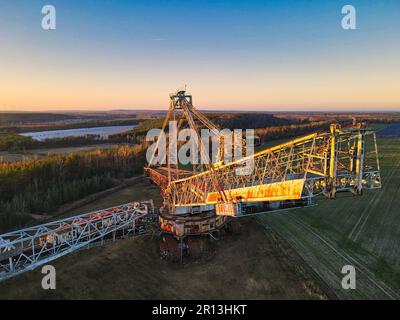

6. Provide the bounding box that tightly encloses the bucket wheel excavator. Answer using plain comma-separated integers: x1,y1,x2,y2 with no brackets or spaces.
0,90,382,279
145,90,381,258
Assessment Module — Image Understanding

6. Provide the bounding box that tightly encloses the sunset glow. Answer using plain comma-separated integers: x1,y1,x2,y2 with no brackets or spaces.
1,0,399,111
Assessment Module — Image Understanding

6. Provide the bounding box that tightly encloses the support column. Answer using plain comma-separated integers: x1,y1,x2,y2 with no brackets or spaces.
354,130,365,195
328,124,338,199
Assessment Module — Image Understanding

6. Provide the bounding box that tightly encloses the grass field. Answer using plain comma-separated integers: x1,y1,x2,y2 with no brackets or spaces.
0,144,120,163
256,136,400,299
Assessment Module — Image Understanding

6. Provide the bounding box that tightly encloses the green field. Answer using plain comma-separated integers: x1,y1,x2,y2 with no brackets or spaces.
256,136,400,299
0,144,120,163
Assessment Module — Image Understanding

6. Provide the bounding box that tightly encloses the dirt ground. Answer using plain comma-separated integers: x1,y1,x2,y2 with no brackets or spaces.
0,218,331,300
0,179,332,299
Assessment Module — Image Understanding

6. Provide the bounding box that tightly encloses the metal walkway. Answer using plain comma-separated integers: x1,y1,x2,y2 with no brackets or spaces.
0,200,154,282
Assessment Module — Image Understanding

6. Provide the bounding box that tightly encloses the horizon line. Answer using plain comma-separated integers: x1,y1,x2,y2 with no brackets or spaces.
1,107,400,114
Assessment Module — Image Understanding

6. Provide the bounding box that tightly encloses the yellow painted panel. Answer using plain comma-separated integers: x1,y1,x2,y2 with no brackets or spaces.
216,203,240,216
206,179,305,204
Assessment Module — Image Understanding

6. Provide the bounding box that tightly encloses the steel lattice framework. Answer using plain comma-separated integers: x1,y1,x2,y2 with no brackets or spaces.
167,125,381,208
146,91,381,222
0,201,154,281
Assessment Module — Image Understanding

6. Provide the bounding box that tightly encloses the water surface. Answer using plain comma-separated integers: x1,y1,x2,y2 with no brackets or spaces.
21,125,136,141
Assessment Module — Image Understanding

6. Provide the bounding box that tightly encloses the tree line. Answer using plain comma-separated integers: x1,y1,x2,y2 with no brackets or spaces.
0,133,114,151
254,121,335,142
0,145,146,232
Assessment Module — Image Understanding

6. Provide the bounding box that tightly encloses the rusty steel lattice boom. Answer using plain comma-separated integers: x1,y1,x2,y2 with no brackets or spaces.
169,125,381,207
0,201,154,281
146,91,381,238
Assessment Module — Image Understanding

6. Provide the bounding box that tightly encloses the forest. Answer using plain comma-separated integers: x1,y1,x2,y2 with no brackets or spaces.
0,112,76,125
209,112,303,129
0,145,146,232
108,113,303,144
254,121,336,142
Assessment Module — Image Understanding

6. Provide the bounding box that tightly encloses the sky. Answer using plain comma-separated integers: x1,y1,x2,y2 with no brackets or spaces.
0,0,399,111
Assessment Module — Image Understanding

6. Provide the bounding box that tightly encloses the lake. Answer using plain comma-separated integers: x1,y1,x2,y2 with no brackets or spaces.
20,125,137,141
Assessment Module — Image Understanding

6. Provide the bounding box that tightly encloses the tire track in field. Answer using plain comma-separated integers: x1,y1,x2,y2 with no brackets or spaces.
288,214,400,299
258,216,340,296
376,183,400,260
260,215,366,299
349,158,400,241
353,159,400,242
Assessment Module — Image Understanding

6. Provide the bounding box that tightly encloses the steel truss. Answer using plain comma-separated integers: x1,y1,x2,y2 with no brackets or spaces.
0,200,154,281
167,126,381,208
146,91,381,216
